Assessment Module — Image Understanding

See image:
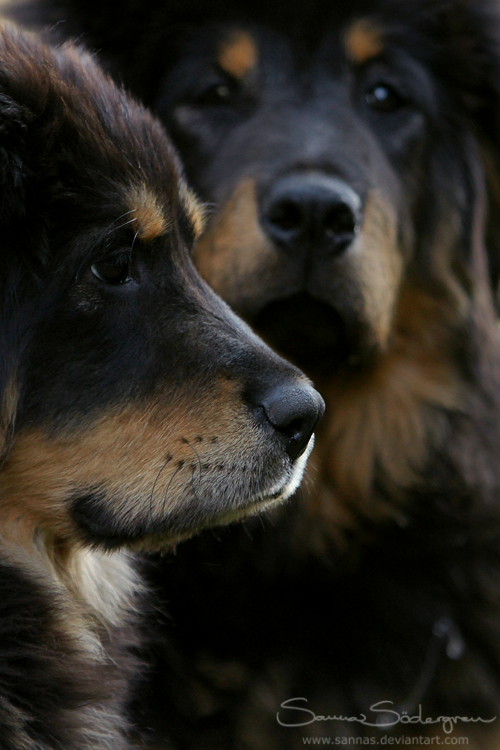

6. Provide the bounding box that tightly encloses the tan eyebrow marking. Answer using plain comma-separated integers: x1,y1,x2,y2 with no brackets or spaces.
126,184,169,242
218,30,258,80
180,183,206,240
344,19,384,65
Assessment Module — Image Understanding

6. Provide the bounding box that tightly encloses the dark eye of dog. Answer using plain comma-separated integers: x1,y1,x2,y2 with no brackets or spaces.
193,77,235,106
365,83,406,113
90,258,132,285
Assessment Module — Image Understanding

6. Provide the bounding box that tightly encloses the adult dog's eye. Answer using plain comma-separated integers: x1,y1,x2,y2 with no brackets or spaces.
90,260,131,285
365,83,406,112
194,82,233,106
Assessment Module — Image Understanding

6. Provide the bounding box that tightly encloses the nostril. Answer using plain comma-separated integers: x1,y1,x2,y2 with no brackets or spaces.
284,417,305,441
267,199,303,233
261,383,325,462
324,203,357,237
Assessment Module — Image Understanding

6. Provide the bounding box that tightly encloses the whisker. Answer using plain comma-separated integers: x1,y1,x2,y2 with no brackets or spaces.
161,464,183,514
149,454,173,522
130,228,140,255
103,216,137,237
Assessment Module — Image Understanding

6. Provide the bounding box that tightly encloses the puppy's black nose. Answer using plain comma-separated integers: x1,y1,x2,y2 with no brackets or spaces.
262,173,361,255
260,382,325,462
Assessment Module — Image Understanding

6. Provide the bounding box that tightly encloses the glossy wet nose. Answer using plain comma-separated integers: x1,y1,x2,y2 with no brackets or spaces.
260,382,325,462
262,173,362,254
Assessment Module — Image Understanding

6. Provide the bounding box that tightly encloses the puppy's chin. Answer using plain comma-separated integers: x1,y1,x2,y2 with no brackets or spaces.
133,436,315,554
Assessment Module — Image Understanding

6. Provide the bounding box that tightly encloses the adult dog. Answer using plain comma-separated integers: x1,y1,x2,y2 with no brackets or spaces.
14,0,500,747
0,21,323,750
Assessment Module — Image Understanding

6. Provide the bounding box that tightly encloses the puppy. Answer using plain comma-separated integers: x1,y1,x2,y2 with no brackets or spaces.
0,22,323,750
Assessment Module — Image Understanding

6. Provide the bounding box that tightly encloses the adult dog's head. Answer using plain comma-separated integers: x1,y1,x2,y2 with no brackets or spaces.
0,25,323,554
21,0,500,537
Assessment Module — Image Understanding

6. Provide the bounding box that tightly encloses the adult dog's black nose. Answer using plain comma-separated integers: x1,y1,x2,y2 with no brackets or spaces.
262,173,361,254
260,382,325,462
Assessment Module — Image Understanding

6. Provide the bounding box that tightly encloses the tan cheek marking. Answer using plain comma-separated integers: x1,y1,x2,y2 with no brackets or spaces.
180,182,206,240
126,184,169,241
344,19,384,64
218,31,258,80
0,383,262,537
194,178,282,313
349,190,403,350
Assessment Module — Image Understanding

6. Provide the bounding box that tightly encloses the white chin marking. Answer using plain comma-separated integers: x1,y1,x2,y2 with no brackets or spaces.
246,433,315,515
280,433,315,500
152,435,317,551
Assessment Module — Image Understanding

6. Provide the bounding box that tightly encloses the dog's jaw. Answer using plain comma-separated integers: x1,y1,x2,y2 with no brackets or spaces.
143,435,316,553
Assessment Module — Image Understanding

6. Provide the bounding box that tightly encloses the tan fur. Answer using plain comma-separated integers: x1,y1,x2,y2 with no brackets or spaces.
180,183,206,239
127,184,169,241
349,190,403,349
0,381,267,541
344,19,384,64
0,503,141,641
0,375,281,654
195,178,283,313
196,182,403,342
300,285,464,547
218,31,258,80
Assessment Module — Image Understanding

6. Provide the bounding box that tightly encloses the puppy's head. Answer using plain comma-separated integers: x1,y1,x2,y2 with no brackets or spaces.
0,26,324,552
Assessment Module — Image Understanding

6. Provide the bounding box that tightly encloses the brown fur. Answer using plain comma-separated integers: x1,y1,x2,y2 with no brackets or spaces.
126,184,170,241
217,31,258,81
300,284,465,552
180,183,206,240
0,382,276,549
194,178,282,316
196,182,403,348
344,18,384,64
335,190,403,350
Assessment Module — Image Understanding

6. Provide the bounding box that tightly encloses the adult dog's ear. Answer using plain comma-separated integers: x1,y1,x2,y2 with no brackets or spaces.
400,0,500,304
435,0,500,305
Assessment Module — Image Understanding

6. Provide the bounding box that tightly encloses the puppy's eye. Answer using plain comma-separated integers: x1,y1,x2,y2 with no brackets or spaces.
365,83,406,112
91,260,131,285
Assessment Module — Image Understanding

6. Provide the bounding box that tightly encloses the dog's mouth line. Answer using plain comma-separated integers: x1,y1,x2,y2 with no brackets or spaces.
251,292,354,374
149,434,315,553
